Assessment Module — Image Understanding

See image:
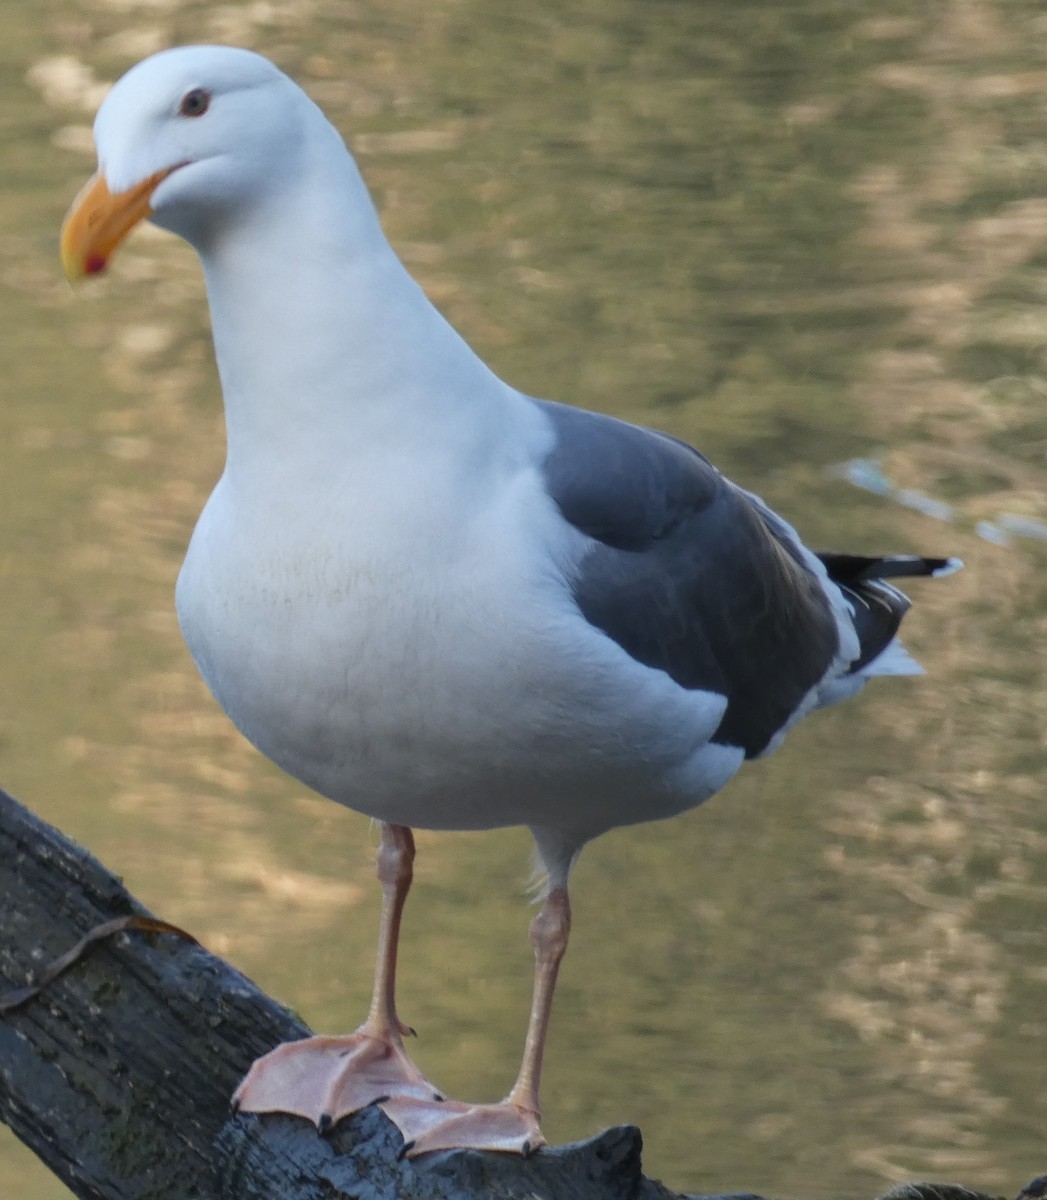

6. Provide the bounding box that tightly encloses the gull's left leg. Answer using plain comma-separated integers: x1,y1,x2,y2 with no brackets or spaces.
380,882,572,1155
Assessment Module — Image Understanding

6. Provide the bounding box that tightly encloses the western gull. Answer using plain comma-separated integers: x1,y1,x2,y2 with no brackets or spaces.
60,44,961,1157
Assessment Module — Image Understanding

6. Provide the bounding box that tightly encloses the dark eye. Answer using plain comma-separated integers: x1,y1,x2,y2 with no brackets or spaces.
179,88,211,118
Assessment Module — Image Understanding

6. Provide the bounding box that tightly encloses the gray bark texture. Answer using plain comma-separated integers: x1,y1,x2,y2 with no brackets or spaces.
0,786,717,1199
0,786,1041,1200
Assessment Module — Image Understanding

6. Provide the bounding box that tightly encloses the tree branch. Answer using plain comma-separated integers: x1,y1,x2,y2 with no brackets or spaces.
1,787,1040,1200
0,786,693,1199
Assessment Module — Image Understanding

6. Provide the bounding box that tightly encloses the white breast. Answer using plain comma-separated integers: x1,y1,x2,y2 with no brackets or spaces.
175,447,732,841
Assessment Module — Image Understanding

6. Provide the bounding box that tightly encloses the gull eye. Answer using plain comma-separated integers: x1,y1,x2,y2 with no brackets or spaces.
179,88,211,118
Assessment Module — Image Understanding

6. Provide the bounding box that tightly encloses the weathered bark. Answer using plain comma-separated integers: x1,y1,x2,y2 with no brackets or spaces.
0,786,704,1199
0,787,1041,1200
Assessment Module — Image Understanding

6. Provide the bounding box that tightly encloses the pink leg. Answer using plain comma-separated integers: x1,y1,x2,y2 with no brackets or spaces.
381,886,571,1155
233,824,441,1124
364,823,417,1042
506,886,570,1116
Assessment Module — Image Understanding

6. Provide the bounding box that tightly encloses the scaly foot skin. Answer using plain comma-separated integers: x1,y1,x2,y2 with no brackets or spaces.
378,1094,545,1157
233,1030,444,1127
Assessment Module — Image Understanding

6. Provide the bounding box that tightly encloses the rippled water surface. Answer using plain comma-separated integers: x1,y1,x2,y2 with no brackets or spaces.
2,1,1045,1196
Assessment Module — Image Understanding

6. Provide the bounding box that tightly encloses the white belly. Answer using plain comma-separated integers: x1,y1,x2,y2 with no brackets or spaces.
175,468,733,840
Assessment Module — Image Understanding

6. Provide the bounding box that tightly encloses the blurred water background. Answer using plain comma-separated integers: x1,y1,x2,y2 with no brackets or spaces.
1,0,1045,1195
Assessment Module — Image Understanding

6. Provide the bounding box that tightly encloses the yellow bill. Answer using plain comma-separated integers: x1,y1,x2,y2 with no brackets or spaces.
60,167,176,281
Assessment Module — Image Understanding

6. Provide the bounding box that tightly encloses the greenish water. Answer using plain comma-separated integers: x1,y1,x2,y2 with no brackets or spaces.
2,1,1046,1196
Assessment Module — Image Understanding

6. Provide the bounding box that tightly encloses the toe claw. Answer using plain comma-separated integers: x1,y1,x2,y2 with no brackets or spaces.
318,1113,333,1134
397,1139,416,1161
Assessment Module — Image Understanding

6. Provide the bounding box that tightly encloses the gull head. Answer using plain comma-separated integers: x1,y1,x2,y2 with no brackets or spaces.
61,45,328,279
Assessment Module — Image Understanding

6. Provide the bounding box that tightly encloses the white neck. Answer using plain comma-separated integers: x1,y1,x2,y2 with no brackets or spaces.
195,127,511,486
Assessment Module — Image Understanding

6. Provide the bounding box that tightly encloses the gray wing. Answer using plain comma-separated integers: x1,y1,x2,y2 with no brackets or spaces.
536,399,841,758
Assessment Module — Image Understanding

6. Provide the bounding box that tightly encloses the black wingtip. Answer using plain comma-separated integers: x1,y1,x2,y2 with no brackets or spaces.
931,556,963,577
819,552,963,583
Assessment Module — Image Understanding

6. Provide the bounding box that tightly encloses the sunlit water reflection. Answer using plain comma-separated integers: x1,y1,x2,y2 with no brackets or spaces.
2,2,1045,1197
